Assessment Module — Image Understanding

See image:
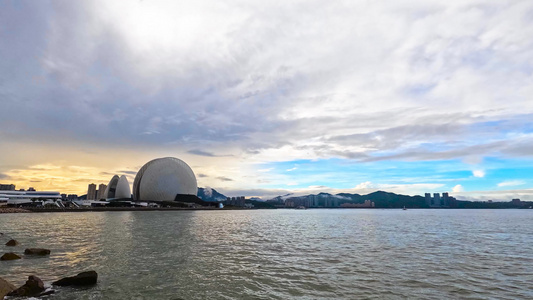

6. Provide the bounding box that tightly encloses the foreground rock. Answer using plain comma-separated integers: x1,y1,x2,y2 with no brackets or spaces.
1,252,21,260
24,248,51,255
5,239,19,246
7,275,45,297
52,271,98,286
0,277,16,299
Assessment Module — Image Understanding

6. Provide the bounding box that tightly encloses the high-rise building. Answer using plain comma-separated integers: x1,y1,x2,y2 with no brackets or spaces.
433,193,441,206
0,184,15,191
425,193,432,206
87,183,97,200
442,192,449,206
97,184,107,200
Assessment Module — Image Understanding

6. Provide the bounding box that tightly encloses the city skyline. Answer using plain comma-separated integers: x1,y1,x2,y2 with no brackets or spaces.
1,1,533,201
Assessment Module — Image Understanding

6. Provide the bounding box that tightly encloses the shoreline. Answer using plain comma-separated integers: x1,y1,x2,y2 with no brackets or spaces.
1,207,530,214
0,207,232,213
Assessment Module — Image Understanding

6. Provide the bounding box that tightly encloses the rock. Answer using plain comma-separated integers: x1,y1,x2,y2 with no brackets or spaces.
5,239,19,246
1,252,22,260
0,277,16,299
7,275,45,297
38,289,55,296
52,271,98,286
24,248,51,255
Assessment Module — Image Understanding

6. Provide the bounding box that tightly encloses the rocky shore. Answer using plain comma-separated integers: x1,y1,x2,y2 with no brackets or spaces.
1,235,98,298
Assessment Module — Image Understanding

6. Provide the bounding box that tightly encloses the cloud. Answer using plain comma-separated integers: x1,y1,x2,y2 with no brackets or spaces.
0,173,9,180
197,173,209,178
1,1,533,195
203,186,213,197
286,167,297,172
452,184,464,192
187,149,232,157
216,176,233,182
497,180,525,187
187,150,218,157
118,170,137,175
473,170,485,178
355,181,374,189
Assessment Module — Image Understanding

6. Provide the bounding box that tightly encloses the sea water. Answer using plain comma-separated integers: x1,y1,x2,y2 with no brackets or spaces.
1,209,532,299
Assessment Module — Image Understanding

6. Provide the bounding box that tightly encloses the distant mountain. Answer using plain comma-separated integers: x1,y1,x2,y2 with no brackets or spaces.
270,191,428,208
197,187,227,202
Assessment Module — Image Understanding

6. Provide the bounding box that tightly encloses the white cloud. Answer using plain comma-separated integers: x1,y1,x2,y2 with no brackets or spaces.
2,1,533,194
355,181,374,189
473,170,485,178
286,167,298,172
452,184,464,192
497,180,525,187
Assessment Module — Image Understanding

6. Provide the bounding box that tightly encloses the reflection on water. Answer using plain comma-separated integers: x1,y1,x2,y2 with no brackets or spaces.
1,209,532,299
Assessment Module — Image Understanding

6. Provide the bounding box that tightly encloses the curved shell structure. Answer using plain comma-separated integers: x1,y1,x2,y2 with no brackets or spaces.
133,157,197,201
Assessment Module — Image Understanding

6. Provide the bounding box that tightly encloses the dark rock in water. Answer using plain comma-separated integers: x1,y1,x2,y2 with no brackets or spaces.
24,248,51,255
5,239,19,246
1,252,21,260
0,277,16,299
7,275,45,297
52,271,98,286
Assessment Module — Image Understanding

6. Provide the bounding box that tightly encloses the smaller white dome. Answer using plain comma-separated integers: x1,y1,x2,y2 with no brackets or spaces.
115,175,131,199
105,175,131,199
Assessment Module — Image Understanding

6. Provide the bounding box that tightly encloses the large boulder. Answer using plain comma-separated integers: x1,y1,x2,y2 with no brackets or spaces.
52,271,98,286
5,239,19,246
24,248,51,255
7,275,45,297
1,252,21,260
0,277,16,299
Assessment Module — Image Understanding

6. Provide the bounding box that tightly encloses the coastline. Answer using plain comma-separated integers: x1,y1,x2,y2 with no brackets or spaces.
0,208,31,214
0,206,242,213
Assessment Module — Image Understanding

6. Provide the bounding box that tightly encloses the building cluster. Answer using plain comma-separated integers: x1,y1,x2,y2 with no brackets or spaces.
87,183,108,200
0,157,199,207
87,183,107,200
0,184,62,206
225,196,246,207
281,194,341,208
0,184,15,190
425,192,457,208
340,200,375,208
1,184,35,192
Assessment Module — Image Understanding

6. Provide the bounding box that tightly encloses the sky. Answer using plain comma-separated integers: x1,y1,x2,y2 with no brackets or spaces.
1,0,533,201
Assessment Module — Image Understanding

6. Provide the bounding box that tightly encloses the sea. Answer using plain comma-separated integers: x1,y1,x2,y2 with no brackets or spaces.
1,209,532,299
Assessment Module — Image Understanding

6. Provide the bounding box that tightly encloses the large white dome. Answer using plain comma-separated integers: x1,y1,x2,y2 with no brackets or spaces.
133,157,197,201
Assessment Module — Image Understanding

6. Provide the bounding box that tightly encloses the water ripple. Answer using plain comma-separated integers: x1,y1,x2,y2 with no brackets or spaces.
0,209,532,299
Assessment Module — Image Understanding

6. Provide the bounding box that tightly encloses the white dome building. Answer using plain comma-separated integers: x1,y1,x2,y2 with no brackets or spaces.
133,157,197,201
104,175,131,199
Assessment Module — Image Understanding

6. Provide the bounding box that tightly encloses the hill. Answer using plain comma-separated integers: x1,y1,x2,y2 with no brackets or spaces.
197,187,227,202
